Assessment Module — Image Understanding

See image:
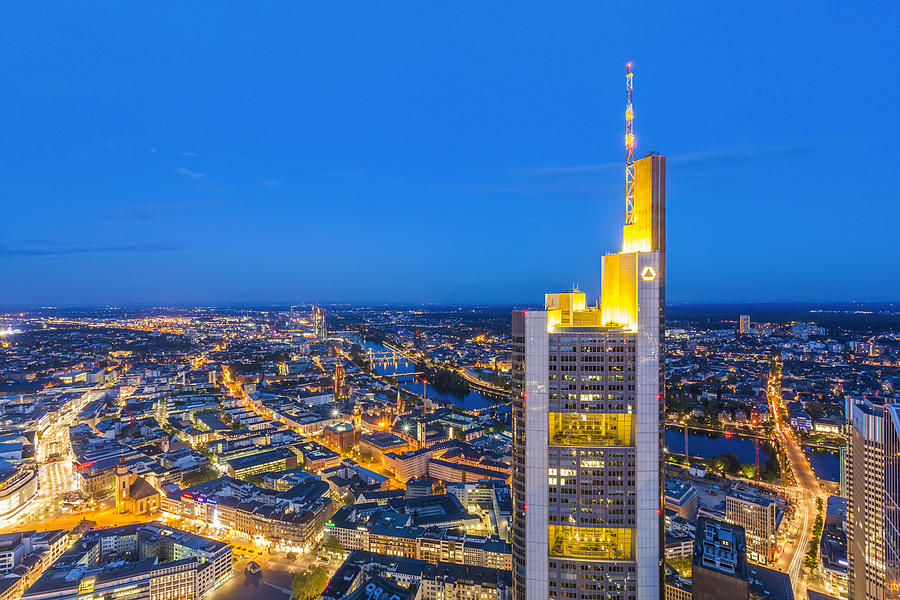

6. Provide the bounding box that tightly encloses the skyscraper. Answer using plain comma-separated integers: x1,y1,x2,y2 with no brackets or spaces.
847,396,886,600
510,65,665,600
312,305,326,341
884,404,900,599
739,314,750,334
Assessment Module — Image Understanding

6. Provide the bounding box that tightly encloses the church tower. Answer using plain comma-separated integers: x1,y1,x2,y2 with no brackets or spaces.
115,460,130,514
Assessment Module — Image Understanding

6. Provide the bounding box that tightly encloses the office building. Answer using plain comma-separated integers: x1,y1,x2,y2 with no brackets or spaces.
0,466,37,517
739,315,750,334
511,67,665,600
225,447,297,479
847,397,885,600
313,306,326,341
22,524,232,600
419,562,512,600
724,492,777,565
692,517,749,600
664,479,699,520
883,404,900,599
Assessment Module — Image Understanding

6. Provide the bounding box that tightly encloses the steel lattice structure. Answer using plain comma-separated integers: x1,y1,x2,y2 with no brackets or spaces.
625,62,636,225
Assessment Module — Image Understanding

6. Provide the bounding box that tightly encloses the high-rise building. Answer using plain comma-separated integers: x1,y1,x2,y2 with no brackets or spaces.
739,314,750,334
510,66,665,598
884,404,900,599
312,305,326,341
840,445,848,499
724,492,777,565
847,397,885,600
691,517,749,600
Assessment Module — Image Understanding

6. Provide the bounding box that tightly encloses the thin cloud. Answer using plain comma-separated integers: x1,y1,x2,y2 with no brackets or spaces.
525,141,826,177
174,167,205,179
524,161,621,176
0,242,185,258
431,181,620,197
101,202,215,219
669,142,817,164
179,151,198,157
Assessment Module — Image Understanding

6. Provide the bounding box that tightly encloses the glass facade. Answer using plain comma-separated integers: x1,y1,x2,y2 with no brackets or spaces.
548,412,634,446
884,405,900,600
512,153,665,600
548,526,634,560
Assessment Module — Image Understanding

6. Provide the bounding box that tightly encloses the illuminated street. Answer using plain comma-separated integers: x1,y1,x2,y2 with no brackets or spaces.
768,360,824,599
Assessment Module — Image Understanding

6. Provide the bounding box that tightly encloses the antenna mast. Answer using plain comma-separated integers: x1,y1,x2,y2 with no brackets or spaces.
625,62,636,225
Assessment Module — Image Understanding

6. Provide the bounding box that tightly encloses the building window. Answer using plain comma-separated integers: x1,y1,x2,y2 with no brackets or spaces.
548,413,634,447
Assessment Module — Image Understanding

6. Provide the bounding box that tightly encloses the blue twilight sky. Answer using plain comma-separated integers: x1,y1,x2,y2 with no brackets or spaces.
1,2,898,307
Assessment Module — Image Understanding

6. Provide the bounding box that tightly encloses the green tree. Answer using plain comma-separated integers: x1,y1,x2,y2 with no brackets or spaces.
291,566,329,600
181,465,219,487
323,535,344,555
718,452,740,474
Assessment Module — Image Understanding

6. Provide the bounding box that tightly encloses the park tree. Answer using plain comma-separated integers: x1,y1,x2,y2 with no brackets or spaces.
323,535,344,555
718,452,740,474
291,566,329,600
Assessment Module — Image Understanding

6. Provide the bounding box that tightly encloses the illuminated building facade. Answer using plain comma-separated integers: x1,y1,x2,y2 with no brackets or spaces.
885,404,900,600
847,397,885,600
22,524,232,600
511,151,665,600
166,476,333,553
739,314,750,334
313,306,326,341
334,360,348,399
723,492,776,565
0,468,37,517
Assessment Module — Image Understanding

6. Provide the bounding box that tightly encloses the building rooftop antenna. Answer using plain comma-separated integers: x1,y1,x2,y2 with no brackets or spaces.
625,62,636,226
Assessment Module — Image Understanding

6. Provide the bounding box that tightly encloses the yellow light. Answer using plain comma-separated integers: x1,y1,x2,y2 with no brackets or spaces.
641,266,657,281
78,577,96,593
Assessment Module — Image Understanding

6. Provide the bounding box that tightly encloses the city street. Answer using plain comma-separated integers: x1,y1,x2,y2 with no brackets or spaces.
769,369,823,599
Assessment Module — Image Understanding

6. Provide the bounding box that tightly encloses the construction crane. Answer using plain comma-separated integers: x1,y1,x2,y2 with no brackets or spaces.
625,62,636,225
122,405,135,440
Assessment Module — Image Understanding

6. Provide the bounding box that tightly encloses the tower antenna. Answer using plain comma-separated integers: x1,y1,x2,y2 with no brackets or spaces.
625,62,636,225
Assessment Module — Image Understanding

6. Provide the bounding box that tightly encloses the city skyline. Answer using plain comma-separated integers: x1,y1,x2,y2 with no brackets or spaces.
0,5,896,600
2,3,898,306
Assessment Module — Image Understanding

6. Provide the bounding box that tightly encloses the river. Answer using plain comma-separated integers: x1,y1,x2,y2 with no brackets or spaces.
806,446,840,482
664,427,772,464
349,338,494,411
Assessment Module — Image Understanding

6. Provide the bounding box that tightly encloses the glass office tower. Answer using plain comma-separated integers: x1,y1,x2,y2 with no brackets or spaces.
511,154,666,600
